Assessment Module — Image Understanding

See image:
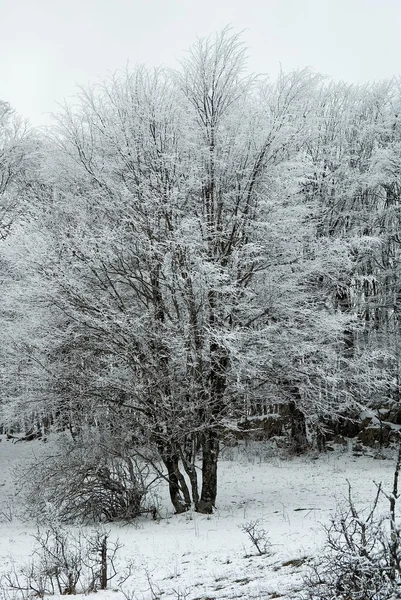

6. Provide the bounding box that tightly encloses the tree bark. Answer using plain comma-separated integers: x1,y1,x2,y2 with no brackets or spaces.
180,435,200,508
162,449,190,514
197,430,219,513
335,284,354,358
288,398,308,454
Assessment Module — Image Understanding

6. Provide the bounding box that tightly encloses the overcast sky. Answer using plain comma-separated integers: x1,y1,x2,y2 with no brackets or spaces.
2,0,401,125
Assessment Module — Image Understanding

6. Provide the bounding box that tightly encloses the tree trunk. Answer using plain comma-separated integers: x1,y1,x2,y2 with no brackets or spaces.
180,435,200,508
197,430,219,513
335,284,354,358
100,535,108,590
162,450,190,514
288,399,308,454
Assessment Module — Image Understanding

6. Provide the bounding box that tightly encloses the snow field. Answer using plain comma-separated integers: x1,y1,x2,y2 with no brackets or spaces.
0,437,397,600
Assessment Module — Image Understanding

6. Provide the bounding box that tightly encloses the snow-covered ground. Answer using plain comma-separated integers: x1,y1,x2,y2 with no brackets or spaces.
0,437,398,600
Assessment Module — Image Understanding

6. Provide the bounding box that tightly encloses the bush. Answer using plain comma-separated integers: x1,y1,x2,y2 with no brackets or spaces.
20,427,158,523
305,445,401,600
240,519,271,556
2,522,121,596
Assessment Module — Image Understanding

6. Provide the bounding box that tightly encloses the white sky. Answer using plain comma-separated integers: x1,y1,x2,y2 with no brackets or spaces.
1,0,401,125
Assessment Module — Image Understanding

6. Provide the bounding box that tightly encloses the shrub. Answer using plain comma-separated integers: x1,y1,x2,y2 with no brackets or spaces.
2,522,121,596
305,444,401,600
20,427,158,523
240,519,271,556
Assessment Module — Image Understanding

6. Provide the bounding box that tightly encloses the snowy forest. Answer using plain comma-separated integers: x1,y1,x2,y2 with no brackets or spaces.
2,30,401,589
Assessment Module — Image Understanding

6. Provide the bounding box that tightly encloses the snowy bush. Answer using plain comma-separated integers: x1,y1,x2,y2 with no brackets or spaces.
240,519,271,556
2,523,121,596
20,428,159,523
305,446,401,600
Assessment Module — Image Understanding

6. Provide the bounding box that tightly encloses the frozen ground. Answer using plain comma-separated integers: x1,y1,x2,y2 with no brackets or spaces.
0,436,398,600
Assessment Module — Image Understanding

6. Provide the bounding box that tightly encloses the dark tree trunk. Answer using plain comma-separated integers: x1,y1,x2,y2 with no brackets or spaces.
197,430,219,513
288,399,308,454
162,450,190,514
100,535,108,590
196,318,227,514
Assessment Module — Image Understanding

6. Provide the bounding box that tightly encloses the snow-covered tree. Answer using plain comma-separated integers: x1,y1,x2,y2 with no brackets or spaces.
0,102,41,432
7,31,401,519
22,30,328,513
